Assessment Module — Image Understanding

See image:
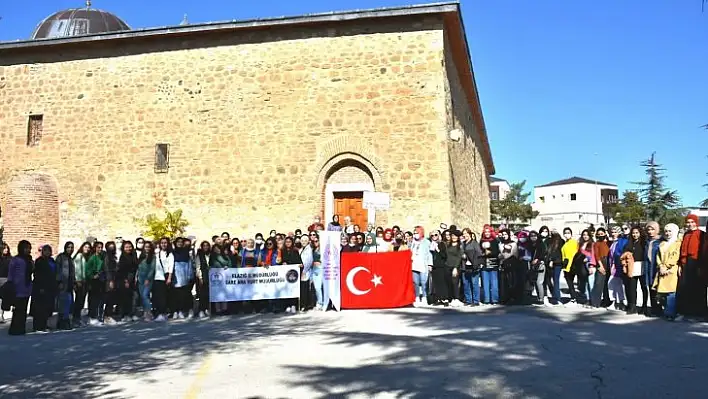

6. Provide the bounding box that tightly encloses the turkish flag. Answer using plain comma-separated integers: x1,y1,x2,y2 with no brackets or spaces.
340,250,415,309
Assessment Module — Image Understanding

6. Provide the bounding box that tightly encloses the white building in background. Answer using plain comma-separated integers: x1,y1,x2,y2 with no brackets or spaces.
531,177,618,233
489,177,510,201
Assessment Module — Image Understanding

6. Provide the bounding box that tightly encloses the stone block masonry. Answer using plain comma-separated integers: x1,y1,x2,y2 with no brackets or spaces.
0,13,492,250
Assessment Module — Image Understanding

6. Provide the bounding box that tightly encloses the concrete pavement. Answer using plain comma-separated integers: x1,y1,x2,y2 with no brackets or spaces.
0,305,707,398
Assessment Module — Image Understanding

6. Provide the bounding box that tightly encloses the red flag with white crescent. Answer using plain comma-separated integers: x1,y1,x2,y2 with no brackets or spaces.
340,250,415,309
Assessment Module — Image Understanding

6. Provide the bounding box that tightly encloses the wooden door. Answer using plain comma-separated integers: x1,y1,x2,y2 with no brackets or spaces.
334,192,368,231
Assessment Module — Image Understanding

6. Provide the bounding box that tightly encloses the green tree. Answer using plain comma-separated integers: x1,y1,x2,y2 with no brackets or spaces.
608,191,645,225
137,208,190,241
490,180,539,229
634,152,681,224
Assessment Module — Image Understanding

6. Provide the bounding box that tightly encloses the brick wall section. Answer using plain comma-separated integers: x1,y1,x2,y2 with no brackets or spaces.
0,15,489,243
4,173,60,253
443,34,491,233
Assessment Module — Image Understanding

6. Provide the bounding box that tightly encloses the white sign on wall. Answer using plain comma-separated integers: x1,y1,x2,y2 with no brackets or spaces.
363,192,390,210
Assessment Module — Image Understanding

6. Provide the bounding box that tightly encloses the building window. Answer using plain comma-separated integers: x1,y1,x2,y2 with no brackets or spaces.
570,193,577,201
539,196,545,203
27,114,44,147
155,143,170,173
491,192,499,200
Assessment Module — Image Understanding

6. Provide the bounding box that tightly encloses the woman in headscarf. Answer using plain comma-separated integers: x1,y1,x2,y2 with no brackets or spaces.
210,244,231,316
497,229,518,305
644,221,663,317
341,234,360,253
677,214,706,319
327,215,342,232
32,245,57,333
362,233,379,253
654,223,681,321
607,226,627,311
55,242,76,330
7,240,33,335
392,232,408,252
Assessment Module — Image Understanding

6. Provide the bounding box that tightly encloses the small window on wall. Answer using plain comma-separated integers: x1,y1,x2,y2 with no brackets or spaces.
155,143,170,173
491,192,499,200
539,196,545,203
27,114,43,147
570,193,577,201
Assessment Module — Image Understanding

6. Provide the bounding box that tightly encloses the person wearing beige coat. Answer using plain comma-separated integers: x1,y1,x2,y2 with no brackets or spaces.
653,223,681,320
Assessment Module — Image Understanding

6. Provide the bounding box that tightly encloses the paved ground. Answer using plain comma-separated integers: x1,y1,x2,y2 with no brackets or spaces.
1,304,707,399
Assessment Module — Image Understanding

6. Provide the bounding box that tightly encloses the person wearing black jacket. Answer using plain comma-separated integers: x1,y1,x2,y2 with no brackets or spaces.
546,233,564,305
0,242,11,323
537,226,552,302
461,228,483,306
32,245,58,333
55,242,76,330
117,241,139,322
623,227,647,315
195,241,212,318
445,231,464,306
281,237,302,313
429,231,449,306
102,241,119,324
528,231,546,305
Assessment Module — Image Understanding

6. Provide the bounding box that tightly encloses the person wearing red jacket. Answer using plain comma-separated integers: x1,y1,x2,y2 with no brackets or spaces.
677,214,706,319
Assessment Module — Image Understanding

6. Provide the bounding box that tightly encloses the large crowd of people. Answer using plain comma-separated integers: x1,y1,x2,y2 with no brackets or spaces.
0,213,707,336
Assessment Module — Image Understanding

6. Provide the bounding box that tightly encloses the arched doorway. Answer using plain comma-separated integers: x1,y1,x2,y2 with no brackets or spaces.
4,173,60,253
323,157,377,230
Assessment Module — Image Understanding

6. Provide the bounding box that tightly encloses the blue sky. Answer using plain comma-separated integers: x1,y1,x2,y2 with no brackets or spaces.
1,0,707,205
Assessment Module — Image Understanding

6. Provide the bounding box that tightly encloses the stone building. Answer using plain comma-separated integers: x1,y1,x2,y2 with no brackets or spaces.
0,2,494,251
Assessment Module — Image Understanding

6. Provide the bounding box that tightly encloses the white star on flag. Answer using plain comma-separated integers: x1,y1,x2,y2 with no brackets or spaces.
371,274,383,287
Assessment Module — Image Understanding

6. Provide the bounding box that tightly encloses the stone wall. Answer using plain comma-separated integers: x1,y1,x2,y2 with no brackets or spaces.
443,34,491,233
0,14,490,245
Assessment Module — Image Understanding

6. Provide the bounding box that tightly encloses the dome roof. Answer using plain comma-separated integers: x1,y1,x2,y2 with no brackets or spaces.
31,7,130,40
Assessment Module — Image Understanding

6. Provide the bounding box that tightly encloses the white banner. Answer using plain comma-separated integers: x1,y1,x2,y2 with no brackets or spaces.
209,265,300,302
363,191,390,210
321,231,342,311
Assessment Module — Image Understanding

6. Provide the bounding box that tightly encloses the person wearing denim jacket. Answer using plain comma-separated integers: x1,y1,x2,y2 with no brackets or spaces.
137,241,156,321
644,221,662,317
410,226,433,305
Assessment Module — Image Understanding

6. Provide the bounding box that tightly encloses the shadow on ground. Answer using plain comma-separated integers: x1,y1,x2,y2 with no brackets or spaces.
0,313,317,399
1,306,707,398
281,306,708,399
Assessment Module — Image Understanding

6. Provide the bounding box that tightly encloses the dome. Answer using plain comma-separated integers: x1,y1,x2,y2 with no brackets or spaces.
31,6,130,40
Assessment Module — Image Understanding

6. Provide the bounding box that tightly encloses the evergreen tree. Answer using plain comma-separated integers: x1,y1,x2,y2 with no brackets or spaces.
490,180,539,230
634,153,681,224
608,191,645,225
